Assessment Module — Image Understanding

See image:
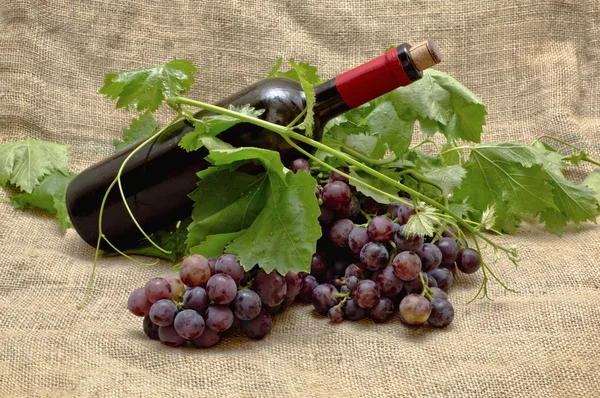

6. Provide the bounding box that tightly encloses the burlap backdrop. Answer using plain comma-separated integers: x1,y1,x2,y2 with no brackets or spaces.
1,1,599,397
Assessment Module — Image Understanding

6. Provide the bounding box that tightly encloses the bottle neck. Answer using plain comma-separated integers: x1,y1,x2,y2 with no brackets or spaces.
313,43,423,123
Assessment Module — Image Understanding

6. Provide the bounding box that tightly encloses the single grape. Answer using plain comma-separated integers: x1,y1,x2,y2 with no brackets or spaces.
359,242,390,271
149,299,178,327
392,251,422,281
388,201,402,221
368,297,394,323
164,276,186,302
322,181,352,210
318,204,336,226
345,275,359,291
205,305,234,333
428,276,438,288
311,284,339,315
191,327,221,348
310,253,327,277
415,243,443,272
440,261,457,276
214,254,244,284
329,219,354,248
329,166,350,184
207,256,218,275
399,294,431,325
353,280,380,309
367,215,394,242
435,237,459,266
158,324,186,347
297,275,319,302
427,299,455,328
396,200,416,224
340,285,350,294
144,278,173,303
179,254,212,287
289,158,310,173
441,225,458,239
205,274,237,305
233,289,262,321
372,266,404,297
342,299,367,321
348,226,371,255
240,308,272,339
336,196,360,220
403,272,429,294
174,309,205,340
328,306,344,323
285,271,304,299
430,287,448,300
456,248,481,274
428,268,453,292
393,224,424,252
128,287,152,317
345,263,365,279
253,270,287,306
183,287,209,313
142,316,159,340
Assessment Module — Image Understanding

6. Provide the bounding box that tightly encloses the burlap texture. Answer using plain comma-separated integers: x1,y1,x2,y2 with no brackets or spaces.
1,1,599,397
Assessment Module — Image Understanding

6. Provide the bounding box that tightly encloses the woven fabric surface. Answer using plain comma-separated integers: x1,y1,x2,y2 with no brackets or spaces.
1,0,599,397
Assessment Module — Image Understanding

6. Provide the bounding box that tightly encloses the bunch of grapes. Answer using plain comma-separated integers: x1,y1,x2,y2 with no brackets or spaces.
127,253,305,348
299,162,482,327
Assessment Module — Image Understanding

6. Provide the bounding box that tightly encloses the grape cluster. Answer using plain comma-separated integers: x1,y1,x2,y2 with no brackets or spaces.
304,165,482,327
128,253,305,348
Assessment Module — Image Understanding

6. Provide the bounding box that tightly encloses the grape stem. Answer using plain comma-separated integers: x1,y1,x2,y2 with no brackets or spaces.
339,145,398,165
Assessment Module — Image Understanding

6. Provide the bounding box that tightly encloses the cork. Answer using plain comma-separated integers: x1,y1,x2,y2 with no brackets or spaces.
409,40,442,71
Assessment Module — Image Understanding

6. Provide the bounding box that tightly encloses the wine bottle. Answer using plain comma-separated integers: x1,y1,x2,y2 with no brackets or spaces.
66,41,441,250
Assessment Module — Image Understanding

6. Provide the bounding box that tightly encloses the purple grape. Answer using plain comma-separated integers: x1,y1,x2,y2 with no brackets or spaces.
253,270,287,306
128,287,152,317
362,197,387,215
348,226,371,255
205,305,234,333
322,181,352,210
233,289,262,321
149,299,178,327
144,278,173,303
158,324,186,347
342,299,367,321
340,285,350,294
215,254,244,284
205,274,237,305
336,196,360,220
440,261,457,276
298,275,319,302
435,237,459,266
183,287,209,313
427,299,454,328
240,308,272,339
329,167,350,184
353,280,380,309
359,242,389,271
191,328,221,348
345,263,365,279
373,266,404,297
428,268,453,291
179,254,212,287
396,202,416,224
328,306,344,323
441,225,458,239
329,219,354,248
399,294,431,325
289,158,310,173
285,271,303,299
207,257,217,275
430,287,448,300
318,204,336,226
345,276,359,291
368,297,394,323
174,309,205,340
311,284,339,315
310,253,327,277
415,243,443,272
456,248,481,274
392,251,422,281
388,201,402,221
367,216,394,242
142,316,159,340
394,224,424,252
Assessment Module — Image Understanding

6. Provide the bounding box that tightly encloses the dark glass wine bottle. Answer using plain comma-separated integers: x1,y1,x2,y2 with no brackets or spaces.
66,41,441,250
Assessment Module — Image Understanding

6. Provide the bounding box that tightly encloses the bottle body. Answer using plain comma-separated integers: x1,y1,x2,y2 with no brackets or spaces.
66,42,440,250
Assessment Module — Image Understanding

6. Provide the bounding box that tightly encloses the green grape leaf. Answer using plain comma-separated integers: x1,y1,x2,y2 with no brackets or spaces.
583,168,600,204
179,105,264,152
347,168,400,204
10,170,75,232
290,59,318,137
366,100,414,157
403,204,441,237
114,112,158,152
421,164,466,196
99,59,197,112
0,138,71,193
189,231,245,259
344,133,386,159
